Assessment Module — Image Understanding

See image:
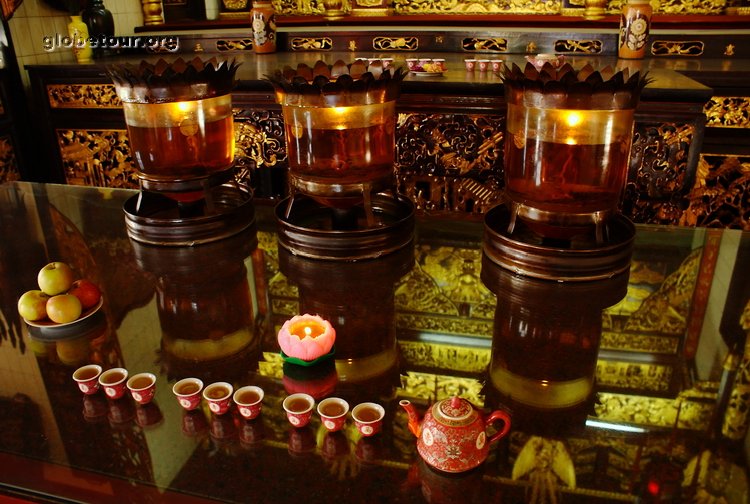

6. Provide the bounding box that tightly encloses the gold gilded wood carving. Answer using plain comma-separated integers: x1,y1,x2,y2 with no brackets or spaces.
398,371,484,407
651,41,704,57
623,122,694,225
0,136,19,183
233,111,285,189
596,391,714,430
554,39,602,53
680,155,750,229
393,0,560,14
609,0,724,13
600,331,680,354
652,0,725,14
396,313,493,337
216,39,253,51
57,129,139,188
704,97,750,128
398,174,503,214
398,341,490,373
290,37,333,51
395,112,504,214
48,84,121,109
373,36,418,51
462,38,507,52
393,244,494,336
596,361,673,392
276,0,324,15
721,300,750,440
623,249,701,335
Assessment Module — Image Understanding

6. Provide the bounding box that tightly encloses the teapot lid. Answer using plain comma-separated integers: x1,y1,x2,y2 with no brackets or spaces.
434,396,476,426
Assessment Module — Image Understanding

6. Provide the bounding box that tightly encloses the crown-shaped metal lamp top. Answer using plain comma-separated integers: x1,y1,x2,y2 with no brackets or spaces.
107,57,241,104
266,59,407,107
502,61,650,110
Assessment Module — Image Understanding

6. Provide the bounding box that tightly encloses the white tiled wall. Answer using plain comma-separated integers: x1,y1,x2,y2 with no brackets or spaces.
8,0,144,85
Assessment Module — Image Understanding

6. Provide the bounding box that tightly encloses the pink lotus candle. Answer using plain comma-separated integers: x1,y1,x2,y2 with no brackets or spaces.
278,314,336,361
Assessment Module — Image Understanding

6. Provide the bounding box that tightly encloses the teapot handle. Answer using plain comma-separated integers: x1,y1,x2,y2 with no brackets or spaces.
486,410,511,444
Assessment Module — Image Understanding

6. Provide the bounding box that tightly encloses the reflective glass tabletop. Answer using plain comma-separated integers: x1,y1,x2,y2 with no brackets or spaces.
0,181,748,503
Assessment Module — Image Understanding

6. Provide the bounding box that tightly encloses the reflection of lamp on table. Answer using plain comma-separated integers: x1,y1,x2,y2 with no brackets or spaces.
267,59,413,261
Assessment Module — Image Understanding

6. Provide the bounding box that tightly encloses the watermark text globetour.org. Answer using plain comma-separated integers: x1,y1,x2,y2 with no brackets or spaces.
43,34,179,52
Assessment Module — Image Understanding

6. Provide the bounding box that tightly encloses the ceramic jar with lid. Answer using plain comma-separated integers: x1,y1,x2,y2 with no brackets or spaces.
618,0,653,59
251,0,276,53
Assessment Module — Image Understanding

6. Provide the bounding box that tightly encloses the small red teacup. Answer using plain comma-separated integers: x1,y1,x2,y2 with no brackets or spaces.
73,364,102,395
282,393,315,428
172,377,203,411
233,385,264,420
98,367,128,400
203,381,234,415
127,372,156,405
317,397,349,432
352,402,385,437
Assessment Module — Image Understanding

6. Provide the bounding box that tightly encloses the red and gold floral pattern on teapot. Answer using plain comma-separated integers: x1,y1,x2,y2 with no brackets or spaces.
400,396,511,473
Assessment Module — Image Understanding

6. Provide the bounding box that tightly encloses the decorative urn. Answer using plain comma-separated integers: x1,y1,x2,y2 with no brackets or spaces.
399,396,511,473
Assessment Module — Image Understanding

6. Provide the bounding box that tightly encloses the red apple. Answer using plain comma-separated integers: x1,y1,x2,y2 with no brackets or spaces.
37,262,75,296
46,294,82,324
69,279,101,310
17,290,50,321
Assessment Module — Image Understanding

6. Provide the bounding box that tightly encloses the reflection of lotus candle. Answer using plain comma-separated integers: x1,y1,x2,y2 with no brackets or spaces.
278,314,336,361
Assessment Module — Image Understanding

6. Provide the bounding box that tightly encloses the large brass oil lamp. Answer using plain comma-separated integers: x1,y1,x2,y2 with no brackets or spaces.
485,59,648,281
497,60,648,243
267,60,413,260
108,57,254,245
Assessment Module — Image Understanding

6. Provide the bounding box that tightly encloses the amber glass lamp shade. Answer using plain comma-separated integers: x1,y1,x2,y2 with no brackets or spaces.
501,62,648,238
108,58,240,202
267,60,406,209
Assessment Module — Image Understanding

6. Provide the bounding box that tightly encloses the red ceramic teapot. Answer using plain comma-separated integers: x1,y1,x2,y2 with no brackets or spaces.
399,396,511,473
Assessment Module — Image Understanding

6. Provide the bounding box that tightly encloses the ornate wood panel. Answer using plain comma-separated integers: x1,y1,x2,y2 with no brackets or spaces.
0,135,19,183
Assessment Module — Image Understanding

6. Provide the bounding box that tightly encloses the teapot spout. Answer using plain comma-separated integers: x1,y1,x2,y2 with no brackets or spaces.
399,400,421,438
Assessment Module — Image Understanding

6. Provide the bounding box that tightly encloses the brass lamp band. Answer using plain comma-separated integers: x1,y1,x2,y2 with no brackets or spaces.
491,365,594,409
288,173,394,198
335,344,398,382
509,201,618,229
162,327,254,361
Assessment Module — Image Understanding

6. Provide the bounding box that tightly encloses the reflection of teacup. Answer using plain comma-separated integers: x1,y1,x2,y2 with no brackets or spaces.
287,426,316,457
210,413,237,440
282,393,315,428
73,364,102,395
136,402,163,428
317,397,349,432
321,431,350,461
233,385,264,420
127,372,157,405
172,377,203,411
182,409,209,437
352,402,385,437
239,418,265,447
99,367,128,399
355,436,382,466
203,381,234,415
82,394,107,422
107,397,135,425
